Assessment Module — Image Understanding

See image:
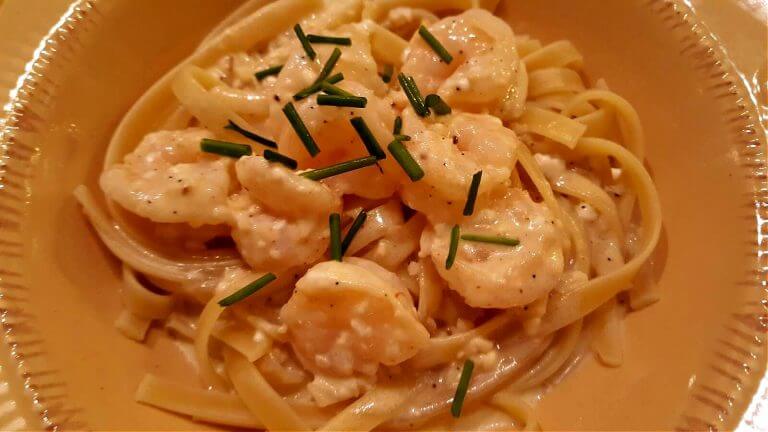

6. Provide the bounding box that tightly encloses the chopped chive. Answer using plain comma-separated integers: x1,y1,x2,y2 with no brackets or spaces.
325,72,344,84
315,47,342,85
294,24,316,60
326,72,344,84
200,138,252,158
418,25,453,64
460,234,520,247
218,273,277,306
462,171,483,216
317,94,367,108
320,81,353,97
398,73,428,117
405,75,428,116
425,94,452,115
294,72,344,100
329,213,342,261
341,210,367,254
387,139,424,181
225,120,277,148
254,64,283,81
445,225,460,269
380,64,394,83
307,34,352,46
451,359,475,417
282,102,319,157
393,116,403,135
394,134,411,141
300,156,378,181
350,117,386,160
263,149,298,170
393,116,402,135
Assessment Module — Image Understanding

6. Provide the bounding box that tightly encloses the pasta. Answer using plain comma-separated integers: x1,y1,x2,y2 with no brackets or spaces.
75,1,663,430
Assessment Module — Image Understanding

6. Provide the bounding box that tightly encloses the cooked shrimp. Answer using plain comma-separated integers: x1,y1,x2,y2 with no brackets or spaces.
395,111,519,223
381,7,439,39
248,24,400,199
100,128,233,227
280,258,430,376
265,23,387,100
229,156,341,272
271,80,398,199
400,9,520,114
424,188,565,308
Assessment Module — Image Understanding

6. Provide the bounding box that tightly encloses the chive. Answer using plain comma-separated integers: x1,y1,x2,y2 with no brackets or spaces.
393,116,402,135
398,73,428,116
320,82,353,97
225,120,277,148
218,273,277,307
450,359,475,417
387,139,424,181
200,138,252,158
300,156,378,181
460,234,520,247
315,47,342,85
405,75,428,116
307,34,352,46
263,149,298,170
462,171,483,216
425,94,452,115
341,210,367,255
317,94,367,108
418,25,453,64
329,213,342,261
350,117,386,160
394,134,411,141
294,72,344,100
294,24,316,60
254,64,283,81
380,64,394,83
326,72,344,84
282,102,319,157
445,225,460,269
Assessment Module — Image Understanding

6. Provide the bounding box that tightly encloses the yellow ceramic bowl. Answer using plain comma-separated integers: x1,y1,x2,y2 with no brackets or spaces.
0,0,765,430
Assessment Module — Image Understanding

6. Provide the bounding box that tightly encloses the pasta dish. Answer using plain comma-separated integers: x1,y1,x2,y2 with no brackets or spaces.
74,0,662,430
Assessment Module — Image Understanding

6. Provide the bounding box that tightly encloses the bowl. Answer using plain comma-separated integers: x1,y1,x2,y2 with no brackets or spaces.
0,0,765,429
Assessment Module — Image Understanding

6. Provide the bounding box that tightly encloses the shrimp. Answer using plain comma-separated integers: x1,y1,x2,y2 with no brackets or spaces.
100,128,233,227
380,7,439,39
229,156,341,272
394,111,519,223
280,258,430,376
423,188,565,308
272,79,398,199
248,25,400,199
400,9,520,114
269,23,388,98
